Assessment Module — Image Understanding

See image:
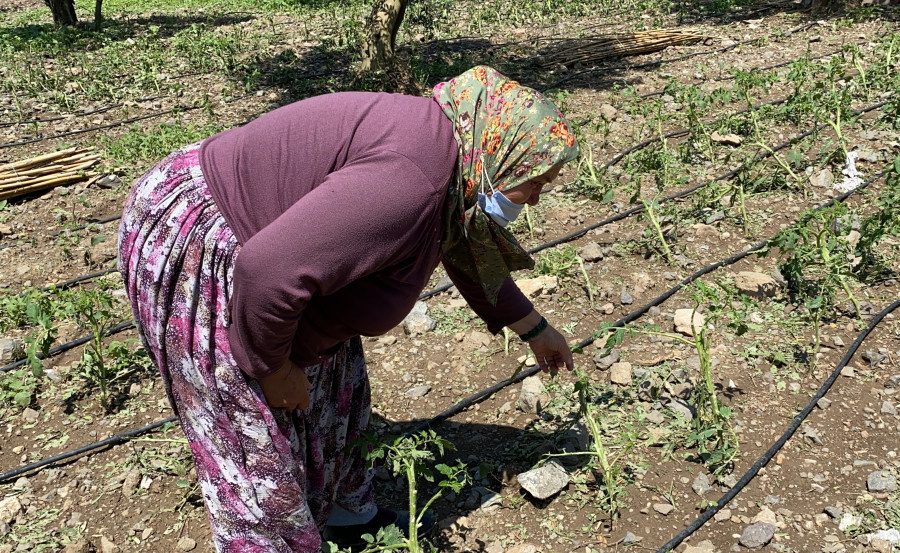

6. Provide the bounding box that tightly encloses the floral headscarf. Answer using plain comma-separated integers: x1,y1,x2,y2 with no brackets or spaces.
433,66,580,305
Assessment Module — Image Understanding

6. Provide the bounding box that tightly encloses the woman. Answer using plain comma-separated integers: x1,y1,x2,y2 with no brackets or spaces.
118,66,579,552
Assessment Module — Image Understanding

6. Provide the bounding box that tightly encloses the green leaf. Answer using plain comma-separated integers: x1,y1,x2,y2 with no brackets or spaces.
91,234,107,247
14,390,31,407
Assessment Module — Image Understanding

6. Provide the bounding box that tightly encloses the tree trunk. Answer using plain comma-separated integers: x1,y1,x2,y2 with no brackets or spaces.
43,0,78,27
359,0,408,72
94,0,103,30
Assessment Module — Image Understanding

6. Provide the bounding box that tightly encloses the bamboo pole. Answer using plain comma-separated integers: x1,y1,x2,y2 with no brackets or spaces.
0,147,100,199
541,29,705,67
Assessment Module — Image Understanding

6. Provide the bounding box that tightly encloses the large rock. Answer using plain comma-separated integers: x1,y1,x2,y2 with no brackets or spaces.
867,470,898,492
692,473,713,496
402,301,435,335
739,522,776,548
733,271,780,299
593,348,620,370
0,338,24,364
0,497,22,525
515,276,558,299
578,242,604,262
674,309,705,337
518,376,550,414
517,461,569,499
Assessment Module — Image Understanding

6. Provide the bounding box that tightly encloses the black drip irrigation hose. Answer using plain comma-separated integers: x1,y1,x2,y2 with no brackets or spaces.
39,268,119,293
0,416,178,485
3,161,889,486
0,320,135,373
654,297,900,553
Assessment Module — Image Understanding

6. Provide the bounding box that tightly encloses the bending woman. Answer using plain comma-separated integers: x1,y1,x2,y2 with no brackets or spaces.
118,66,579,552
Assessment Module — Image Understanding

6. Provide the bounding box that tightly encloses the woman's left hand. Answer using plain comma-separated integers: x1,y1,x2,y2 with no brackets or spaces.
526,324,574,375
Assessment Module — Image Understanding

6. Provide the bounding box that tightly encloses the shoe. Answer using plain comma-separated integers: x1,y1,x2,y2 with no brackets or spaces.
322,507,436,549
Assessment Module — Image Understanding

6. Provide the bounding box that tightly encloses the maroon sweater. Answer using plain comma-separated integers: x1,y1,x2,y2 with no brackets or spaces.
199,92,533,379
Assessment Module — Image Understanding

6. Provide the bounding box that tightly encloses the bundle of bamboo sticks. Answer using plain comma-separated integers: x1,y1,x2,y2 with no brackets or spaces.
0,148,101,201
540,29,705,67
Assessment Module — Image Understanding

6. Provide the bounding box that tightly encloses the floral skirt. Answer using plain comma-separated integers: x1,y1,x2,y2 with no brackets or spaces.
117,142,375,552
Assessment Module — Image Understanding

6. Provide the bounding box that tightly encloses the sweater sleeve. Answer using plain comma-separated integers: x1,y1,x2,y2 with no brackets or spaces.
228,151,443,380
442,259,534,335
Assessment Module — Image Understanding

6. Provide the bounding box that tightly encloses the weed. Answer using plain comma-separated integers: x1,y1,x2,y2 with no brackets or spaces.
535,245,579,279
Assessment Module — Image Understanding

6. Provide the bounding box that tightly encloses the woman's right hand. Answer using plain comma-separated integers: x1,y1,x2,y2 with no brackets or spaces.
257,359,312,411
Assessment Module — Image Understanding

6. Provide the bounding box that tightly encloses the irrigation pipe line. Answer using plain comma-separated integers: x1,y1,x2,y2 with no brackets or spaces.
2,161,889,485
654,296,900,553
0,415,178,486
0,320,134,373
39,268,119,293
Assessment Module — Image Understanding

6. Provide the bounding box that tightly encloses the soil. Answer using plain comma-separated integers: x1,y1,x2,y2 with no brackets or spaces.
1,2,899,553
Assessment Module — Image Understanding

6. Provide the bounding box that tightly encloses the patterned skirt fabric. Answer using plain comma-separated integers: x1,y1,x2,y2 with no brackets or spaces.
118,142,375,552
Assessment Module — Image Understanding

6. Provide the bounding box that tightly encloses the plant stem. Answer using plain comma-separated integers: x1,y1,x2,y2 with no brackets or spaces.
641,199,674,263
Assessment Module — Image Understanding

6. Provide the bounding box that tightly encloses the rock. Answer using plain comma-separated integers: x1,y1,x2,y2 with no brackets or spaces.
733,271,780,299
122,469,141,498
620,287,633,305
94,174,122,189
816,397,832,409
559,420,591,466
838,512,862,531
0,338,23,364
714,509,731,522
692,473,714,496
100,536,118,553
674,309,705,336
467,330,493,349
62,540,92,553
739,522,776,548
719,473,737,488
882,401,897,415
667,399,694,422
609,362,633,385
622,532,641,545
507,544,538,553
646,410,665,424
405,385,431,398
518,376,550,414
515,276,558,298
684,540,717,553
810,168,834,189
753,507,777,525
705,211,725,225
868,529,900,544
886,375,900,388
872,538,894,553
593,348,620,370
578,242,604,262
0,223,11,236
710,131,742,146
599,104,618,121
692,223,720,239
867,470,898,492
517,461,569,499
653,503,674,515
402,301,435,335
22,407,39,424
863,349,887,367
176,537,197,551
0,497,22,524
832,336,845,347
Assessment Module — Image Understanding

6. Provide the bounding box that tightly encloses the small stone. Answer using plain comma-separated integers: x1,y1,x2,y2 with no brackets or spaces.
838,512,862,531
122,469,141,498
62,540,91,553
0,338,24,364
578,242,604,262
711,131,742,146
0,497,22,524
810,169,834,189
21,407,39,424
518,376,550,414
402,302,435,335
753,507,777,525
739,521,776,548
593,348,620,370
176,537,197,551
622,532,641,545
515,276,558,298
620,287,633,305
867,470,898,492
714,509,732,522
733,271,780,299
673,309,705,336
817,397,832,409
405,385,431,398
100,536,118,553
886,375,900,388
831,336,845,347
863,350,887,367
599,104,618,121
653,503,674,515
684,540,717,553
692,473,714,496
507,545,538,553
667,399,694,422
609,362,633,385
868,529,900,545
94,174,122,189
882,401,897,415
646,410,665,424
517,461,569,499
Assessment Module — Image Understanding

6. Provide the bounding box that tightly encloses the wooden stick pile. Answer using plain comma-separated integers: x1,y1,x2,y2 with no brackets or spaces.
540,29,705,67
0,148,101,201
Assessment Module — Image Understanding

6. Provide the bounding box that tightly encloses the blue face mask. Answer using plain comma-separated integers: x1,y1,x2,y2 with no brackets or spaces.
477,191,525,228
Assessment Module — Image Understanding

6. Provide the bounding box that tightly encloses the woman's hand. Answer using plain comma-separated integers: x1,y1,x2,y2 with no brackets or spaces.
508,309,574,375
257,359,312,411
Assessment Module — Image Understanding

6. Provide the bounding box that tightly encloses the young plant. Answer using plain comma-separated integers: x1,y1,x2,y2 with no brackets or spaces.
70,289,120,410
342,430,470,553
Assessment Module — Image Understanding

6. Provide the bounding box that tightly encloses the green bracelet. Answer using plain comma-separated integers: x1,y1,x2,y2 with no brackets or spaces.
518,316,548,342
